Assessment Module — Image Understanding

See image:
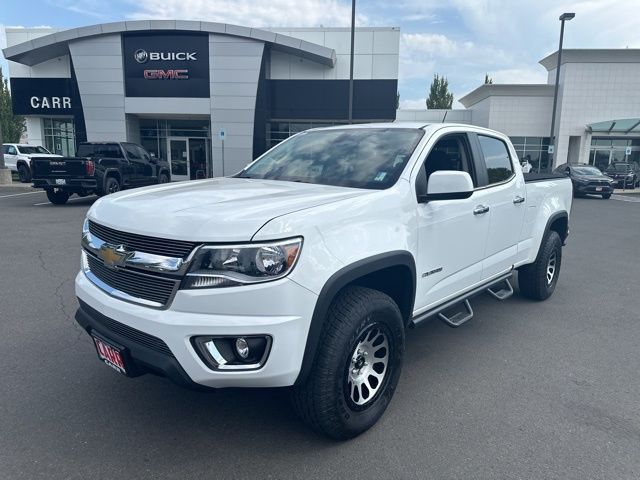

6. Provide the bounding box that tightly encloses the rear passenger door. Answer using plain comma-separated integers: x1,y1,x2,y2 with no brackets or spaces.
122,143,145,184
472,134,527,279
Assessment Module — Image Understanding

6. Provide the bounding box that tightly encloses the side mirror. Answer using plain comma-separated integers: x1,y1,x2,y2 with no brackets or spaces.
418,170,474,203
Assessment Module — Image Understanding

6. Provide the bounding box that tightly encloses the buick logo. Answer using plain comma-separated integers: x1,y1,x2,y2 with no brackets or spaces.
134,49,149,64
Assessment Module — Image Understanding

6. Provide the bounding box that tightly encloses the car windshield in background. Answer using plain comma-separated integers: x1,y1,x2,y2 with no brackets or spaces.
573,166,602,175
608,163,630,172
17,146,50,154
239,128,425,189
76,144,123,159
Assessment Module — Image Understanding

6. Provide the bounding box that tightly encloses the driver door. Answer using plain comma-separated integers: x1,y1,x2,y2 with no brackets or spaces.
414,132,492,313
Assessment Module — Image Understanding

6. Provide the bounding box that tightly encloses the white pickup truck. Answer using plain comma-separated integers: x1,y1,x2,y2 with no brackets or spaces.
75,123,572,439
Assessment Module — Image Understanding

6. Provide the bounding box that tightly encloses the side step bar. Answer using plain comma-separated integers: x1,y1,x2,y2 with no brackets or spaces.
486,278,513,301
438,299,473,327
411,271,513,328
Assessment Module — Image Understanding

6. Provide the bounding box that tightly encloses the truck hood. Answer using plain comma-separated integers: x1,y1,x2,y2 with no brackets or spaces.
89,177,371,242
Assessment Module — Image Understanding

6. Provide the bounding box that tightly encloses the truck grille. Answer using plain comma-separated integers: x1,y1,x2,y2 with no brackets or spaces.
86,253,179,307
88,220,199,259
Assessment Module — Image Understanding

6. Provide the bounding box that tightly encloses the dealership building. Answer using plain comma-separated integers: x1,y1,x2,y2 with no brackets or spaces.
2,21,399,179
398,49,640,172
3,22,640,176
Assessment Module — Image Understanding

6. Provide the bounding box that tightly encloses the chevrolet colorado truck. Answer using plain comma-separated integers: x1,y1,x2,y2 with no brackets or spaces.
75,123,572,439
31,141,171,204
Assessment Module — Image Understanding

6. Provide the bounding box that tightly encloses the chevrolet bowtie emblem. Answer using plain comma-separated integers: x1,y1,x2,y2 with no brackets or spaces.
99,243,134,269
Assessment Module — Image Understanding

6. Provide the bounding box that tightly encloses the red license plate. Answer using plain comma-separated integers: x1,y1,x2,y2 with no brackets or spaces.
92,334,127,375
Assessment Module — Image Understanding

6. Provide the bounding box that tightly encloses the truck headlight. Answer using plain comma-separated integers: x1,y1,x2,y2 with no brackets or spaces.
183,237,303,289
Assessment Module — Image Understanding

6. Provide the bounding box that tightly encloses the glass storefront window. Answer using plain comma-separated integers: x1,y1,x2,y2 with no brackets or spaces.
508,136,550,172
266,121,349,148
43,118,75,156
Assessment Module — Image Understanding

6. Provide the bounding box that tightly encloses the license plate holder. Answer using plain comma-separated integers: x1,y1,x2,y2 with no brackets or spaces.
91,333,129,376
55,178,66,185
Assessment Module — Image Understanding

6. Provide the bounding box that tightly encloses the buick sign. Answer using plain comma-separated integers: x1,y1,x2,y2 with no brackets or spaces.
123,32,209,98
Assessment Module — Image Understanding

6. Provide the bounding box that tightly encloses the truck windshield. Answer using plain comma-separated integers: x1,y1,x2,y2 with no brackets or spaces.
77,144,123,159
17,146,50,154
238,128,425,189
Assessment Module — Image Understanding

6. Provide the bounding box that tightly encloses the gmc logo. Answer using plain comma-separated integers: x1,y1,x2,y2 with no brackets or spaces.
143,69,189,80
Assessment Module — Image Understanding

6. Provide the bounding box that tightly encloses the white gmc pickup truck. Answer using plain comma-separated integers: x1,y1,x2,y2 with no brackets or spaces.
75,123,572,439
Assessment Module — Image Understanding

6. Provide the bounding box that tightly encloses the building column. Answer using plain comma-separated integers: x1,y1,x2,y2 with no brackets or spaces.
209,34,265,176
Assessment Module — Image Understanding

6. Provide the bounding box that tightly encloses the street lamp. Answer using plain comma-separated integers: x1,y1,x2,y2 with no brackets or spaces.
546,12,575,172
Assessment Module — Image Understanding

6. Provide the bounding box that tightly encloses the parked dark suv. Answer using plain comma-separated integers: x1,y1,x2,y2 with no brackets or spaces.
605,162,639,189
554,163,615,199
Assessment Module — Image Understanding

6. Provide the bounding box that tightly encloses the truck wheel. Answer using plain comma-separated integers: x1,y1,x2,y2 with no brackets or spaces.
158,172,170,184
18,164,31,183
104,176,121,195
518,230,562,301
292,286,404,440
46,189,70,205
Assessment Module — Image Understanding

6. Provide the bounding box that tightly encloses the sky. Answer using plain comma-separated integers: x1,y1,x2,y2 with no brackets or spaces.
1,0,639,108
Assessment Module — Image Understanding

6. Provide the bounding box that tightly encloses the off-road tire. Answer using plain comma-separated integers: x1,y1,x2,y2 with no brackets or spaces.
18,164,31,183
46,189,70,205
518,230,562,301
291,286,405,440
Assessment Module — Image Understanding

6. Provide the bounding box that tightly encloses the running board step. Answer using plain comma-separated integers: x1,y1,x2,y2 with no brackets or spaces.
486,278,514,301
438,299,474,328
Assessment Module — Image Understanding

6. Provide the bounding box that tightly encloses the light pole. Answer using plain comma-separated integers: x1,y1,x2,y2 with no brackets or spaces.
348,0,355,124
546,12,575,172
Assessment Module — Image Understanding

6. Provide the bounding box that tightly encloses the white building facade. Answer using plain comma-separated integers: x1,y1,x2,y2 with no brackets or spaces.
398,49,640,172
3,22,400,179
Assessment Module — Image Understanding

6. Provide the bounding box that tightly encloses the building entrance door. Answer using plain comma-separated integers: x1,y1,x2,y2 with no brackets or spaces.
168,137,210,181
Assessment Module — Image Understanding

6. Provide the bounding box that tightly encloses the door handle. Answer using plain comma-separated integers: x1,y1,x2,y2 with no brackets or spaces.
473,205,490,215
513,195,525,204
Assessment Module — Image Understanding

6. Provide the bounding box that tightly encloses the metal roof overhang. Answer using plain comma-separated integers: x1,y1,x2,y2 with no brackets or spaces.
587,118,640,135
2,20,336,68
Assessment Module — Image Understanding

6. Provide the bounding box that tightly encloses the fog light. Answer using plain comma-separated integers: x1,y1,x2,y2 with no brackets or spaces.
192,335,272,371
235,337,249,359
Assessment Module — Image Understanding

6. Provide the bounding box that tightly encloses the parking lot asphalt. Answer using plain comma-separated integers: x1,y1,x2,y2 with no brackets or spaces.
1,187,639,480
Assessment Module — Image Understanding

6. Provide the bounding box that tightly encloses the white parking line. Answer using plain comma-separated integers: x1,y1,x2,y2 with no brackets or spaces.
34,197,92,206
0,191,44,199
611,194,640,203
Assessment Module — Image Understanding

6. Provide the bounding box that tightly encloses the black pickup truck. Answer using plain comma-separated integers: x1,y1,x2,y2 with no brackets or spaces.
31,142,171,204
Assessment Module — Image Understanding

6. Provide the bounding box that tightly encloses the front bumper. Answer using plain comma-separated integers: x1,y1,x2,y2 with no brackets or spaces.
75,271,318,388
574,183,614,194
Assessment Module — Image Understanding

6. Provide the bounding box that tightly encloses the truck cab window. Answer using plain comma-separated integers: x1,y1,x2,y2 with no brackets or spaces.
478,135,514,184
423,134,475,186
123,144,141,160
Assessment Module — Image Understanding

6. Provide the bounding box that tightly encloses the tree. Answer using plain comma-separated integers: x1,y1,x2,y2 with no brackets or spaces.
0,68,25,145
484,73,493,84
426,74,453,109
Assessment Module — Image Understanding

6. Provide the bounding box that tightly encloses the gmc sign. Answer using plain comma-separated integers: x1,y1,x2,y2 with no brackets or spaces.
143,69,189,79
123,32,209,98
